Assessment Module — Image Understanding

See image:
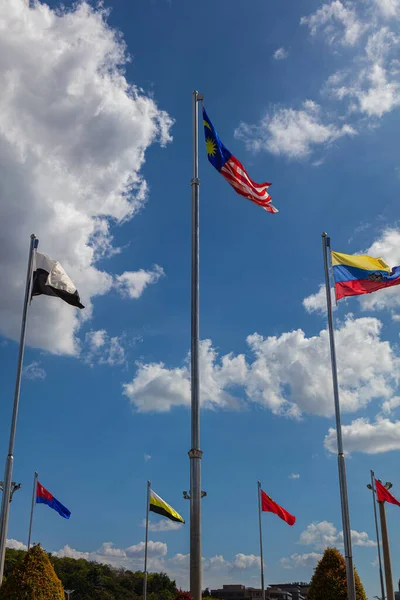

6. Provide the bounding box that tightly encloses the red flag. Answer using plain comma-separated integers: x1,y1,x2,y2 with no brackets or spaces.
376,479,400,507
261,490,295,526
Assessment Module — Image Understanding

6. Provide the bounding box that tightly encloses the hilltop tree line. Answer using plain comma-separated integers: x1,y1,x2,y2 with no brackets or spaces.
2,546,177,600
0,545,368,600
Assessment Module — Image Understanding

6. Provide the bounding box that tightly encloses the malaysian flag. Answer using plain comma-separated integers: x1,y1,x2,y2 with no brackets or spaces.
203,107,277,213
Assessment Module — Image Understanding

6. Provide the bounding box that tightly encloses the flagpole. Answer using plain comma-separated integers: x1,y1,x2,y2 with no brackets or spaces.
0,234,37,585
369,471,385,600
189,89,203,600
378,500,394,600
143,480,150,600
27,471,38,550
322,233,356,600
257,481,265,600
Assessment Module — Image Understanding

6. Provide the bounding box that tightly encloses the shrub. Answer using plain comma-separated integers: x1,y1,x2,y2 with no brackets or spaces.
307,547,367,600
0,544,64,600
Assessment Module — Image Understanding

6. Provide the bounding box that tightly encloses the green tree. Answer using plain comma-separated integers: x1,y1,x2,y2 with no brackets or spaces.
0,544,64,600
307,547,367,600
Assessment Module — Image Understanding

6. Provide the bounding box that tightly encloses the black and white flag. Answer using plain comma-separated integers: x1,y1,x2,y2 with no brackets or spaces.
32,252,84,309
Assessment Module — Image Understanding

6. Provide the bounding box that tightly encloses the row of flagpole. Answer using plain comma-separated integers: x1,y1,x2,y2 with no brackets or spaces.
322,234,356,600
0,236,83,585
1,91,400,600
0,235,37,583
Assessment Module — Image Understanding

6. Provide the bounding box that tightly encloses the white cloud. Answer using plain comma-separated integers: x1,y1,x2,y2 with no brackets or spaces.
303,285,336,315
123,339,247,412
300,0,364,46
231,554,261,570
381,396,400,413
51,541,260,589
145,520,183,532
53,545,90,560
325,417,400,454
359,229,400,313
116,265,165,300
124,316,398,419
85,329,126,367
235,100,356,159
0,0,172,356
299,521,376,549
375,0,400,18
7,539,27,551
328,28,400,118
22,361,46,380
280,552,322,569
245,316,397,417
273,47,289,60
125,541,168,558
289,473,300,479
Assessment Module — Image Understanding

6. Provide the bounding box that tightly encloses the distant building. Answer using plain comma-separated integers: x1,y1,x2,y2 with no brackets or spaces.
268,583,308,600
210,583,309,600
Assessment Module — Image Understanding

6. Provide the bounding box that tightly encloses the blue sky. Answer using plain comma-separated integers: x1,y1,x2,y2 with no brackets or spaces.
1,0,400,597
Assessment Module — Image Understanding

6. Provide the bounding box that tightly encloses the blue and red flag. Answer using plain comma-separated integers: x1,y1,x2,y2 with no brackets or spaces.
203,107,277,214
36,481,71,519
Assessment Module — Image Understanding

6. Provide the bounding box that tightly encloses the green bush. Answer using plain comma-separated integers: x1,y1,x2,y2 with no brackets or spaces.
307,547,367,600
0,544,64,600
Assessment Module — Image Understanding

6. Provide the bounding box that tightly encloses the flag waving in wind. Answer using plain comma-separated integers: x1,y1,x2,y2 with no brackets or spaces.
261,489,295,526
32,252,84,309
376,479,400,507
149,489,185,523
37,482,71,519
203,108,277,214
331,251,400,301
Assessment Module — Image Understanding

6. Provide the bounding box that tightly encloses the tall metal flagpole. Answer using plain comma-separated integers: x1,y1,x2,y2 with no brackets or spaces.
322,233,356,600
378,499,394,600
27,471,38,550
369,471,385,600
143,480,151,600
189,89,203,600
257,481,265,600
0,234,37,585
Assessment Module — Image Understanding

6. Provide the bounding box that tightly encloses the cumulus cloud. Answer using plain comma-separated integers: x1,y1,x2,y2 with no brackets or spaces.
23,361,46,380
123,339,247,412
231,554,261,570
299,521,376,549
125,541,168,558
273,47,289,60
123,316,398,419
325,417,400,454
141,519,183,532
303,285,336,315
359,229,400,313
115,266,165,299
235,100,356,159
280,552,322,569
300,0,364,46
85,329,126,367
327,24,400,118
0,0,172,356
375,0,400,18
7,539,27,551
32,539,261,589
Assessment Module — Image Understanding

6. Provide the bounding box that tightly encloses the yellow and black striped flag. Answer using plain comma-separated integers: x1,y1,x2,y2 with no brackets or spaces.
149,489,185,523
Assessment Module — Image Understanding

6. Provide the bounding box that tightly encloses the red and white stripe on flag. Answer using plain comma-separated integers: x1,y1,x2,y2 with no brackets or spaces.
221,156,278,214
